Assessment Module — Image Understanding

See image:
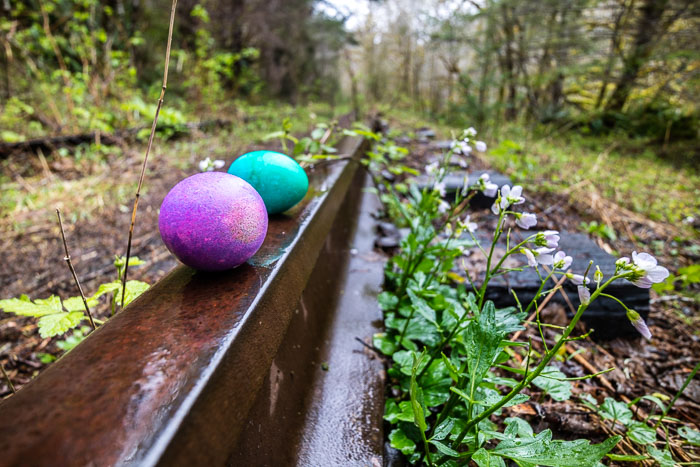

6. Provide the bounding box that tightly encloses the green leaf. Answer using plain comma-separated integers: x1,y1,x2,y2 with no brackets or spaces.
123,280,149,306
420,360,452,407
599,397,633,425
34,296,63,312
378,291,398,311
389,427,416,455
407,289,440,328
493,430,621,467
679,426,700,446
37,311,85,338
431,418,455,441
626,422,656,445
472,448,507,467
385,313,440,348
429,439,459,457
94,281,121,298
441,352,460,383
474,388,529,408
410,353,428,433
0,295,62,317
37,352,56,364
641,394,668,413
504,417,535,439
532,366,572,402
62,296,98,312
384,400,415,424
646,445,676,467
494,306,526,334
465,301,504,397
373,333,397,356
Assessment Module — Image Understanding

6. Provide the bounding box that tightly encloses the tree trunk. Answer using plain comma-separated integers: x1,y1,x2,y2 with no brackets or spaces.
500,3,518,121
604,0,667,113
595,0,631,110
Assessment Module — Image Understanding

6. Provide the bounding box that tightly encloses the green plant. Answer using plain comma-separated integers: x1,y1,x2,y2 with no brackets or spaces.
353,127,677,465
0,256,149,339
580,220,617,242
653,263,700,294
264,118,346,165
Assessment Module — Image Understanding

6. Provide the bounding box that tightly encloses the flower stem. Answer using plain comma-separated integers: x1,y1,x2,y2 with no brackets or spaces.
451,274,625,448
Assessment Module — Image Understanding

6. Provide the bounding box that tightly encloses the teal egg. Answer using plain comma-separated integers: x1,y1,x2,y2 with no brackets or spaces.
228,150,309,214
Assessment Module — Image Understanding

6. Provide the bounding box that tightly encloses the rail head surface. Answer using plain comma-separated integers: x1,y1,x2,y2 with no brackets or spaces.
0,136,367,467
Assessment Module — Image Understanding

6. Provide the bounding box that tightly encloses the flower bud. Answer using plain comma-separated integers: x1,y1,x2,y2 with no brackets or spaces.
578,286,591,306
627,310,652,340
594,266,603,284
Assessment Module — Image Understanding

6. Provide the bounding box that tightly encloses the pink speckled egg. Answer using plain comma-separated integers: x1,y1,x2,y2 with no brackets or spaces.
158,172,268,271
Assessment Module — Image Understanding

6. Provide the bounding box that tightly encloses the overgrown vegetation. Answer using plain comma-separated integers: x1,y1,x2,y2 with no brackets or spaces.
358,126,698,465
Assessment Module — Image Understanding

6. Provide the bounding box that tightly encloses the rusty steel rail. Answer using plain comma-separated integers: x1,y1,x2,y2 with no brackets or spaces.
0,135,380,466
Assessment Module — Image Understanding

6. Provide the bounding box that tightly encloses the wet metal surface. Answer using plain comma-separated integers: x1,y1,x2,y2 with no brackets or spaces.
231,170,386,466
0,136,368,467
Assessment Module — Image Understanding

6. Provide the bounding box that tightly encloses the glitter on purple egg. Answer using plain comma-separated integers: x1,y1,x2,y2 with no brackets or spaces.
158,172,268,271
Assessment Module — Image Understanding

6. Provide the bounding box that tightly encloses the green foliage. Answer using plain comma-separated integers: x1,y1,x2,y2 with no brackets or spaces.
598,397,634,425
653,263,700,294
0,257,149,341
483,123,700,235
490,428,620,467
357,128,634,465
0,295,85,338
580,221,617,243
679,426,700,446
532,366,572,402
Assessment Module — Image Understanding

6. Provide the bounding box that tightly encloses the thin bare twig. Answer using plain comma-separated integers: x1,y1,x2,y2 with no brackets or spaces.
120,0,178,308
1,362,15,395
57,209,96,330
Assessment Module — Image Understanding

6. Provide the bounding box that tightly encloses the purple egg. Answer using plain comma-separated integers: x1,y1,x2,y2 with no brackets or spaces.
159,172,268,271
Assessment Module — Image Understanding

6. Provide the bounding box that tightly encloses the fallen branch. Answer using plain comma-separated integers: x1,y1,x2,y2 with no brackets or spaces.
0,119,228,159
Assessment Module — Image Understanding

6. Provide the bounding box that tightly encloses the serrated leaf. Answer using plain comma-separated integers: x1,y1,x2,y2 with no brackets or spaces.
493,431,621,467
389,427,416,455
532,366,572,402
123,280,149,306
34,296,63,312
0,296,62,317
465,301,504,398
627,422,656,445
472,448,507,467
420,360,452,407
94,281,121,298
37,311,85,338
679,426,700,446
62,296,99,312
599,397,633,425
